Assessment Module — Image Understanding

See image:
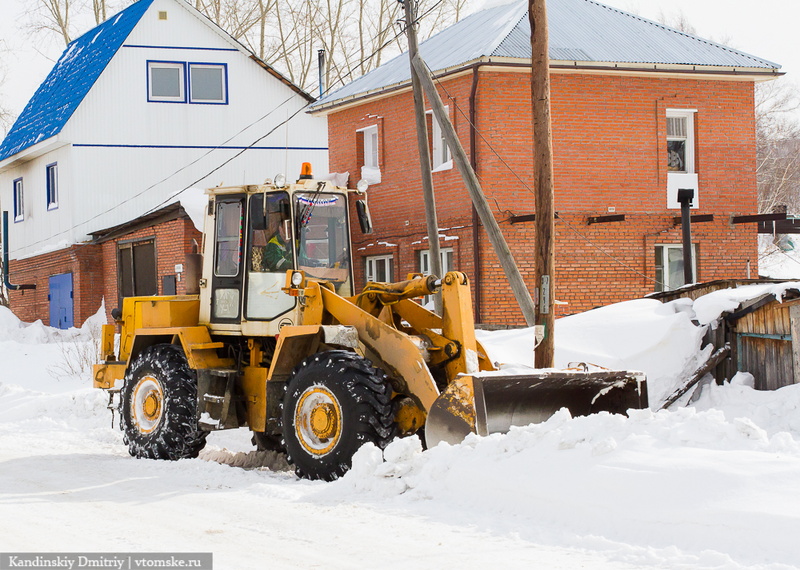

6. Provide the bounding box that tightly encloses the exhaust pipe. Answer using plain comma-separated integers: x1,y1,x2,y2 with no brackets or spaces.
2,211,36,291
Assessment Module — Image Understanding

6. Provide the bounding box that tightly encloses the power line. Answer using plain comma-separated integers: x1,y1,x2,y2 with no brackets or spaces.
421,58,664,287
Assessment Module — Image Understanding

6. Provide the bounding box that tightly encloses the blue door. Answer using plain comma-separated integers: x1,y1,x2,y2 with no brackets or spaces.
49,273,74,329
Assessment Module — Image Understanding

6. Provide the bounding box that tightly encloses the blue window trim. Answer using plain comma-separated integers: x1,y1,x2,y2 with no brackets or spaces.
73,143,327,151
188,62,229,105
12,177,23,222
125,44,238,52
146,60,187,103
46,162,58,211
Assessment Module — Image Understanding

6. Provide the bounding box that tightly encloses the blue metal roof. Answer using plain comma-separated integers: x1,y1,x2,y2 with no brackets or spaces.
0,0,154,162
312,0,780,110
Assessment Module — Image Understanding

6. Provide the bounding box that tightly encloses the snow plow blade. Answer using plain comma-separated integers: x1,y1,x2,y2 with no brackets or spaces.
425,371,648,447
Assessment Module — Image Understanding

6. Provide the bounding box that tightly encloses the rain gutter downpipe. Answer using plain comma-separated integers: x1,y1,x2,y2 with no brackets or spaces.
3,211,36,291
470,63,483,323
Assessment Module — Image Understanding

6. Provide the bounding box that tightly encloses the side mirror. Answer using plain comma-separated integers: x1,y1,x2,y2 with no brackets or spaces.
356,200,373,234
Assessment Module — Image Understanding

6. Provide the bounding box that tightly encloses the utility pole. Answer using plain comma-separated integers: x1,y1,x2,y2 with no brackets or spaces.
403,0,442,313
409,53,537,326
530,0,555,367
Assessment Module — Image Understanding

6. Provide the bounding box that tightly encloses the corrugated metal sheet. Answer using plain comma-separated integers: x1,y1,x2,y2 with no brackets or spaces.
312,0,780,110
0,0,154,162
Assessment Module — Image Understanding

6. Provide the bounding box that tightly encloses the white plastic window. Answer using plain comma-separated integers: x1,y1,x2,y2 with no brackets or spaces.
655,244,697,292
189,64,226,103
148,61,185,102
666,109,695,174
366,254,393,283
427,108,452,171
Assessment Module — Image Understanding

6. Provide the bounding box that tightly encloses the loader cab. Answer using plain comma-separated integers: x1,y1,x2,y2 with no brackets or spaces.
199,180,353,335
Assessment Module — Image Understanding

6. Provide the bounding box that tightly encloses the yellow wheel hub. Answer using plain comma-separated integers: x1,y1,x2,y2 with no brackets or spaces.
295,386,342,456
143,392,161,421
310,403,338,439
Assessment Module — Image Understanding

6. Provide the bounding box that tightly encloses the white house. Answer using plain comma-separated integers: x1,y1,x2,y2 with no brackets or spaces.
0,0,328,327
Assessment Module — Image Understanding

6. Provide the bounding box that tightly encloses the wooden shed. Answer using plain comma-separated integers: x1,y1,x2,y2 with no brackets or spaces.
650,280,800,389
724,293,800,389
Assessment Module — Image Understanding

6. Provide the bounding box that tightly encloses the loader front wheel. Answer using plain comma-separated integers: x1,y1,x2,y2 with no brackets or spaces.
281,351,395,481
120,344,207,460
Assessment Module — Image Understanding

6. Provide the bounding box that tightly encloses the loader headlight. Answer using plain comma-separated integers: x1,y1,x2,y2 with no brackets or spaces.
291,271,304,287
274,173,286,188
356,179,369,194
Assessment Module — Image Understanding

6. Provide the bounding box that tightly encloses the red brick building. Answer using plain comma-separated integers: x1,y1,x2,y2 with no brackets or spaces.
8,201,202,326
310,0,781,324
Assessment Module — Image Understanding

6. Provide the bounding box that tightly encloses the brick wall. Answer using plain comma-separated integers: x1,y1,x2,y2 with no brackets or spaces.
7,213,201,327
100,216,202,322
328,67,759,325
7,244,104,327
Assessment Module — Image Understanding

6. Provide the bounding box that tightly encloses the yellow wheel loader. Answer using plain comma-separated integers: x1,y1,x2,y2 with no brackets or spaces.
93,168,648,480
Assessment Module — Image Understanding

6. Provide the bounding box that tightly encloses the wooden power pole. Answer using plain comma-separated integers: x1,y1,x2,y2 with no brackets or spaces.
403,0,442,313
530,0,556,367
408,53,537,326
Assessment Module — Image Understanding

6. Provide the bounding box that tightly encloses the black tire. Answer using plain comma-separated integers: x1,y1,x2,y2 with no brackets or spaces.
119,344,207,460
251,431,285,453
281,350,396,481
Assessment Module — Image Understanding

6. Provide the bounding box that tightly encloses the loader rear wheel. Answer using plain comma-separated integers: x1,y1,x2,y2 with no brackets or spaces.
281,350,396,481
119,344,207,460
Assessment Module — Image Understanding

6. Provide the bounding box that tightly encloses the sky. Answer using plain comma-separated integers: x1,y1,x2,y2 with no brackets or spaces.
1,0,799,129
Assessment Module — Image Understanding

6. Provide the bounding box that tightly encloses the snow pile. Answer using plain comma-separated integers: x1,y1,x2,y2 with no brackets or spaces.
3,285,800,568
759,234,800,279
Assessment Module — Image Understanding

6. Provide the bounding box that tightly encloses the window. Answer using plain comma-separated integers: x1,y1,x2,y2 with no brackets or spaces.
419,247,454,276
214,200,243,277
419,247,454,306
118,239,157,298
427,108,452,171
12,178,23,222
666,110,695,174
46,163,58,210
148,61,185,102
189,63,227,104
357,125,381,184
655,244,697,292
366,255,393,283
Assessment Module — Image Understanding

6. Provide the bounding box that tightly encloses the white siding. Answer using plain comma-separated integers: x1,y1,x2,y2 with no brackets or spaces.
3,0,328,259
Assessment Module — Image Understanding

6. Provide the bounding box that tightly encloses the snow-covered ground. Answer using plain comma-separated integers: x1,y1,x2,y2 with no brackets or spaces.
760,234,800,280
2,287,800,569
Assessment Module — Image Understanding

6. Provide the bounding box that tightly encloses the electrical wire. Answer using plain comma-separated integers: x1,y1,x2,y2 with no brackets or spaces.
418,57,667,287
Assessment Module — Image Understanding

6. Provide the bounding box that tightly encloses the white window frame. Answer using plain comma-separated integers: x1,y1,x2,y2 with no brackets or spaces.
365,254,393,283
655,244,697,292
189,63,227,104
427,108,452,171
13,178,23,222
46,163,58,210
359,125,379,169
147,61,186,103
666,109,695,174
419,247,454,305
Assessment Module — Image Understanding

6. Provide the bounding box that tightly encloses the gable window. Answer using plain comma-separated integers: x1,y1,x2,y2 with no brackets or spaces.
148,61,185,102
189,63,227,104
667,110,695,174
357,125,381,185
365,254,393,283
655,244,697,292
427,108,452,171
46,163,58,210
118,239,157,299
12,178,23,222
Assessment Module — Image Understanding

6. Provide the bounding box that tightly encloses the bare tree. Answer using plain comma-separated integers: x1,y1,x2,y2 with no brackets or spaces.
0,42,15,137
755,79,800,214
25,0,75,46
